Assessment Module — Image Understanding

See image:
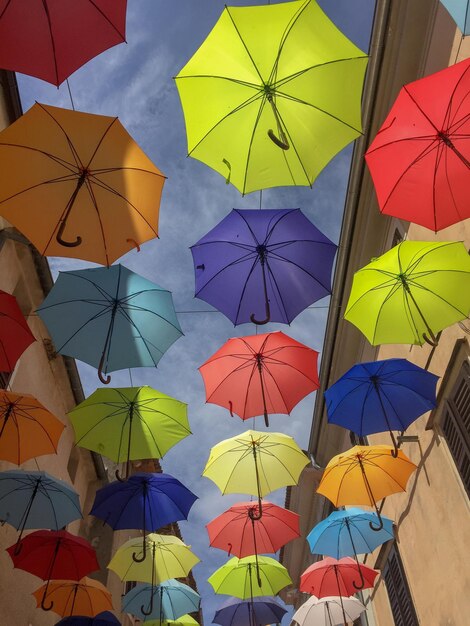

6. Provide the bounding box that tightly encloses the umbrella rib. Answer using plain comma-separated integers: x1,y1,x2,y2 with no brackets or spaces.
225,6,265,85
264,260,290,322
88,0,127,39
36,103,84,169
405,276,470,317
39,1,60,86
267,248,333,293
194,250,258,298
0,173,85,206
85,117,119,170
273,54,368,92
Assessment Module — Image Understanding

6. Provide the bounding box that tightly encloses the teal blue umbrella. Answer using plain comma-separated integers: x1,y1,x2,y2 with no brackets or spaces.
440,1,470,34
37,265,183,384
122,579,200,620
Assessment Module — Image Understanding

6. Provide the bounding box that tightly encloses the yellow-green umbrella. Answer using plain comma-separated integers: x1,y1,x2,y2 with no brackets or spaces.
344,240,470,346
142,616,199,626
68,386,191,480
108,534,199,584
175,0,368,194
203,430,309,519
208,556,292,599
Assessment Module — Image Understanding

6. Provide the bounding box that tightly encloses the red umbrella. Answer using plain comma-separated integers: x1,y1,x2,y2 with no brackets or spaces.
7,530,99,611
365,57,470,232
0,289,35,372
0,1,127,86
300,557,378,626
207,500,300,557
199,331,319,426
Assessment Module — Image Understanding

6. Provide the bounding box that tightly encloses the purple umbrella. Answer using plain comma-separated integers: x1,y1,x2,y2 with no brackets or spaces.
191,209,336,325
214,596,287,626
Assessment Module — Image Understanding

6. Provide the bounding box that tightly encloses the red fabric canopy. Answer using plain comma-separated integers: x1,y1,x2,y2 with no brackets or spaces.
0,290,35,372
300,556,378,597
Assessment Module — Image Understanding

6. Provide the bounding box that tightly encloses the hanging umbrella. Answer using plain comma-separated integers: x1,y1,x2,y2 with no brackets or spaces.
207,500,300,557
33,577,113,617
214,596,287,626
0,289,35,371
365,58,470,231
37,265,183,383
0,102,165,265
7,530,99,611
292,595,366,626
121,579,200,622
0,1,127,85
208,556,292,599
0,390,65,464
140,616,199,626
191,208,336,325
203,430,309,519
440,0,470,34
199,331,319,426
68,387,191,480
0,470,82,548
55,613,121,626
175,0,367,194
325,358,439,455
307,508,394,589
90,472,198,556
316,445,417,531
344,240,470,346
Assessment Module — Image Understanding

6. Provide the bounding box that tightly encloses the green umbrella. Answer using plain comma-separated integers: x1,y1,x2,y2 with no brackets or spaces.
344,240,470,346
175,0,368,194
208,556,292,599
68,386,191,480
142,616,199,626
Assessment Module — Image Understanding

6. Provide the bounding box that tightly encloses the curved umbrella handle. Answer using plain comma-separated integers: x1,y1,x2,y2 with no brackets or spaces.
227,543,232,557
352,558,366,590
422,331,439,347
98,352,111,385
248,501,263,522
369,510,384,532
115,468,126,482
40,580,54,611
250,261,271,326
141,592,154,617
132,536,147,563
56,224,82,248
267,129,289,150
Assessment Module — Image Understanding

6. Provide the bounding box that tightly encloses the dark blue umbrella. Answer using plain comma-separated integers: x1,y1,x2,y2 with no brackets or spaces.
325,358,438,455
55,612,120,626
214,596,287,626
90,472,197,563
191,209,336,325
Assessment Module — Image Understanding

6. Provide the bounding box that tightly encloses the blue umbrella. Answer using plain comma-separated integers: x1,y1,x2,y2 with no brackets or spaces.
191,208,336,325
440,0,470,34
37,264,183,384
55,612,121,626
0,470,81,551
122,579,200,621
307,508,394,590
325,358,438,455
90,472,197,561
213,596,287,626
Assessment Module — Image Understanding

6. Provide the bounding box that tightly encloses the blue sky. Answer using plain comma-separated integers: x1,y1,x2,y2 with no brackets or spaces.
17,1,375,623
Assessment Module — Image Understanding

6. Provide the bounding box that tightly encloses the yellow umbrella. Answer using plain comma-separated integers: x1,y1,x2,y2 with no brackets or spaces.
317,445,417,531
0,102,166,266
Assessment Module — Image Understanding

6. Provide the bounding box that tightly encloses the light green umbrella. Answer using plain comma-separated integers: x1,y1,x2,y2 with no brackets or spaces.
175,0,368,194
141,616,199,626
68,386,191,480
344,240,470,346
208,556,292,599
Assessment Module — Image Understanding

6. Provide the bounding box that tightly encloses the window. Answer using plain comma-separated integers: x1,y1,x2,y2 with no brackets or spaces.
383,544,419,626
441,360,470,497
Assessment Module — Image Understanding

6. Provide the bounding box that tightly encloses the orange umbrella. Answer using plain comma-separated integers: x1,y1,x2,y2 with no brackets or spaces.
0,390,64,464
32,577,113,617
317,445,417,531
0,102,166,266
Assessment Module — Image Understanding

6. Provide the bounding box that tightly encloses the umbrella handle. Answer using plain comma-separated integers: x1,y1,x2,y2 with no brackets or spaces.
250,261,271,326
98,352,111,384
227,543,232,557
56,227,82,248
352,557,366,590
40,580,54,612
248,502,263,521
115,468,126,482
267,128,289,150
126,238,141,252
132,535,147,563
369,510,384,532
140,592,154,616
422,331,439,347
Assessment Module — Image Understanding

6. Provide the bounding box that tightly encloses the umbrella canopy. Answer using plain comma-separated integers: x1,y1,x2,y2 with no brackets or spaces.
175,0,368,194
191,208,336,325
207,500,300,557
208,556,292,599
365,58,470,231
37,265,183,383
7,530,99,611
108,533,200,584
68,387,190,480
325,358,438,454
317,445,417,531
0,289,35,371
344,240,470,346
199,331,319,426
0,103,165,265
0,1,127,85
203,430,309,518
0,390,65,464
0,470,81,545
300,557,378,597
440,0,470,34
55,613,120,626
122,580,200,622
140,616,199,626
214,596,287,626
293,595,366,626
33,577,113,617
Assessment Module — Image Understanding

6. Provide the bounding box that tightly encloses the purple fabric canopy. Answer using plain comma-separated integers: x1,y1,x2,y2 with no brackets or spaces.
191,209,336,325
214,596,287,626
